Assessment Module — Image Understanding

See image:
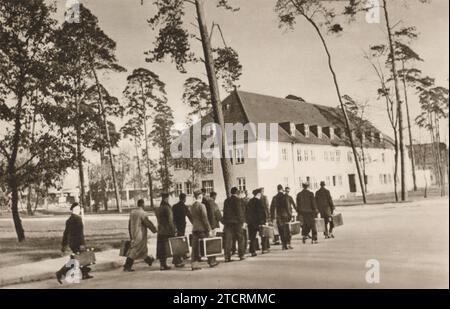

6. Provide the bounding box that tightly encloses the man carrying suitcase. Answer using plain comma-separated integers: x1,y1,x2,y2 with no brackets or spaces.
172,193,192,265
123,199,158,272
56,203,93,283
315,181,336,239
246,188,267,257
156,193,179,270
190,190,219,270
297,182,319,244
270,185,293,250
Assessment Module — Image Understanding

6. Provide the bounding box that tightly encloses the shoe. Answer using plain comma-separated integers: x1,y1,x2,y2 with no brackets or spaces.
191,266,202,271
287,245,294,250
225,258,232,263
261,250,269,254
251,253,257,257
123,267,135,272
302,237,307,244
330,234,335,238
272,242,281,246
175,263,185,268
56,272,63,284
324,235,330,239
82,274,94,280
239,256,246,261
282,246,288,250
144,256,155,266
312,240,318,244
160,265,172,271
209,262,219,268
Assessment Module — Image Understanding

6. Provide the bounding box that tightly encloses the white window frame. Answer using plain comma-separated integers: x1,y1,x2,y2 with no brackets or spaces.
235,147,245,164
185,182,193,195
237,177,246,192
202,180,214,194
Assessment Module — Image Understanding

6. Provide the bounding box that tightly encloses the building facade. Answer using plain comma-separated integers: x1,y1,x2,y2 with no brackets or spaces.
171,91,413,203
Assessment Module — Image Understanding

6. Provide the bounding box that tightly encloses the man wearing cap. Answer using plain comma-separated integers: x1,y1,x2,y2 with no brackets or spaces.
246,188,267,257
123,199,158,272
297,182,319,244
223,187,246,262
270,184,293,250
155,193,178,270
315,181,336,238
172,193,192,265
56,203,93,283
190,190,218,270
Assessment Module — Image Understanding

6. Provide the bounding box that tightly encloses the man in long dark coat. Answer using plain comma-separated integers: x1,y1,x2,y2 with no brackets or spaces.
123,199,158,272
270,185,293,250
172,193,192,265
246,188,267,257
297,182,319,244
155,193,178,270
315,181,336,238
260,188,271,252
223,187,246,262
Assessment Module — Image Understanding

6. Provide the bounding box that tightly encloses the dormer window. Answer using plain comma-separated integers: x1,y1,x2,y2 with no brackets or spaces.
317,126,323,139
310,125,322,138
290,123,296,137
304,125,310,138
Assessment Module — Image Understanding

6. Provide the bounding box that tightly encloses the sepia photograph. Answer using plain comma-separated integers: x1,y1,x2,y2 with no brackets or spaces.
0,0,448,295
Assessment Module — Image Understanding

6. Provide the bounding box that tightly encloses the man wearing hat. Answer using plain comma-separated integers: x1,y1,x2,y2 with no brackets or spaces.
223,187,246,262
155,193,178,270
190,190,219,270
297,182,319,244
123,199,157,272
172,193,192,265
56,203,93,283
246,188,267,257
315,181,335,238
270,185,293,250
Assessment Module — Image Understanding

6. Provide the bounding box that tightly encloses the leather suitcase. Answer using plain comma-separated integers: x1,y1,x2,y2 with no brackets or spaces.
199,237,223,257
315,218,326,232
287,221,301,235
119,240,131,257
169,236,190,256
259,225,275,238
74,250,96,266
332,213,344,227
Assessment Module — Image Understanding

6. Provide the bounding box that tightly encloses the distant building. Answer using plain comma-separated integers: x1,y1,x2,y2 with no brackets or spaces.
172,90,413,202
408,142,449,186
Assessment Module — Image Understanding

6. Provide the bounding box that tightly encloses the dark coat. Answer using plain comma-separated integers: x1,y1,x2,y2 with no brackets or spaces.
62,214,86,253
190,201,211,232
315,187,335,217
246,197,266,227
286,194,296,213
206,199,222,229
297,189,318,215
270,192,292,224
172,201,192,233
223,195,245,225
156,201,176,237
261,194,270,221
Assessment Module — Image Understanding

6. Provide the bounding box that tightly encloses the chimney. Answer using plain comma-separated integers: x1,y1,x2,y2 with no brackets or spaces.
310,125,323,138
296,123,310,138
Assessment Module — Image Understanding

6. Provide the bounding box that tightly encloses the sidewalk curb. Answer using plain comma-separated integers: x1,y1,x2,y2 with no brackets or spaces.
0,260,123,288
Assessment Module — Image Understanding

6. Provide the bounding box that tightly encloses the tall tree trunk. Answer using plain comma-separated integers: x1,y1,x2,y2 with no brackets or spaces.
302,13,367,203
9,92,25,241
90,65,122,213
434,114,445,196
393,130,399,202
75,99,86,210
99,149,108,211
134,140,143,195
142,100,154,208
195,0,233,198
401,62,417,191
383,0,407,201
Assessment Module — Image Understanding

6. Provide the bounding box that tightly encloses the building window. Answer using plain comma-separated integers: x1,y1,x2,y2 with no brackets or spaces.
282,148,288,161
235,148,245,164
311,150,316,161
336,150,341,162
175,183,183,196
388,174,392,184
202,180,214,194
332,176,336,187
303,150,309,161
338,175,343,186
381,152,386,163
237,177,246,192
174,161,183,170
306,176,311,184
206,159,213,173
324,151,329,161
326,176,331,186
317,127,323,139
229,150,234,165
185,182,193,195
348,151,353,163
297,149,302,162
312,177,318,189
330,151,335,161
383,174,387,184
304,125,310,138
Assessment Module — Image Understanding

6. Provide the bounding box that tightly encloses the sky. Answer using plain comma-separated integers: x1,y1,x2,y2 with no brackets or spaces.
49,0,449,162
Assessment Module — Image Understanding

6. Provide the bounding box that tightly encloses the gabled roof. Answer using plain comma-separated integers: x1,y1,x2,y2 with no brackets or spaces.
180,90,393,149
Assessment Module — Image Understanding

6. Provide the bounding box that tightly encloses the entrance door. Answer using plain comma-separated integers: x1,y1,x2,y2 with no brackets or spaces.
348,174,357,193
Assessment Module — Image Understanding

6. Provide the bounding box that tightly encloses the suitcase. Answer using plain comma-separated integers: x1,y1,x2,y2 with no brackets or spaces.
287,221,301,235
332,213,344,227
119,240,131,257
199,237,223,257
74,250,96,266
169,236,190,256
315,218,326,233
259,225,275,238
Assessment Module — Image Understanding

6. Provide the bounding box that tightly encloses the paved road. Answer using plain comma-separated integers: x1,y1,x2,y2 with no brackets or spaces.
6,198,449,289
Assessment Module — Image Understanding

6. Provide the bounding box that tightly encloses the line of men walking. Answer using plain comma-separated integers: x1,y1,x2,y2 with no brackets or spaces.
56,179,336,282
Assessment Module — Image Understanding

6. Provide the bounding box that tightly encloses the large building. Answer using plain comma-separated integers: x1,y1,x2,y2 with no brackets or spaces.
171,90,413,202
